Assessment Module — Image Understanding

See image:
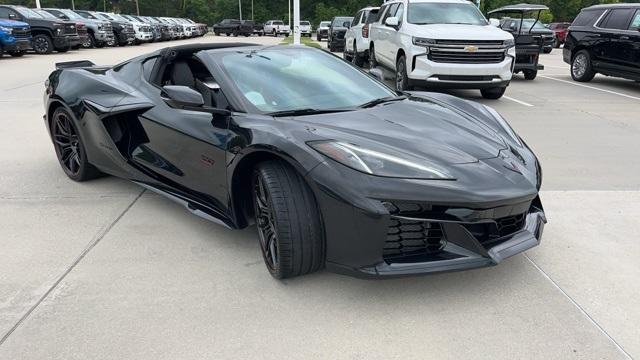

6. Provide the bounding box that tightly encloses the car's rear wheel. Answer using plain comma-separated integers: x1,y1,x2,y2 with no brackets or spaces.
368,44,377,69
571,50,596,82
252,160,324,279
8,51,25,57
33,34,53,54
352,43,365,67
395,55,412,91
543,47,552,54
51,107,102,182
480,87,507,100
523,69,538,80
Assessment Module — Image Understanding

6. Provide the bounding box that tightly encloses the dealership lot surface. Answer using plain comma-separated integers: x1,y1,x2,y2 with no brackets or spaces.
1,35,639,359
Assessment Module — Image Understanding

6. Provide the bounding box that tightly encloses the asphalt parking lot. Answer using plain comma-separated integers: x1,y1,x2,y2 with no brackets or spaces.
1,35,639,359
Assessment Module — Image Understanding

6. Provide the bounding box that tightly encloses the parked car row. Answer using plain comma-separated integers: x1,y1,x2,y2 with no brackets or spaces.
212,19,317,38
0,5,207,57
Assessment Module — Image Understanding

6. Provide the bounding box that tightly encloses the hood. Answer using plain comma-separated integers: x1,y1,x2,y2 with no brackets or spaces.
0,19,29,28
21,17,65,28
406,23,512,41
292,99,508,166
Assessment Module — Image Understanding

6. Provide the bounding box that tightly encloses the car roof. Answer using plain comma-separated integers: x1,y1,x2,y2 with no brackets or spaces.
584,3,640,10
489,3,549,14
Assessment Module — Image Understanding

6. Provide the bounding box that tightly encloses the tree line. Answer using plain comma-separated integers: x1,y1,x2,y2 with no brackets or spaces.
0,0,623,26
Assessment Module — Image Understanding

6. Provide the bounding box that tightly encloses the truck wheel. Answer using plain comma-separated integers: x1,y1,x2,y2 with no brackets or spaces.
84,33,95,48
368,44,378,69
33,34,54,54
252,160,324,279
571,50,596,82
57,46,70,53
480,87,507,100
214,31,220,36
554,39,561,48
272,29,276,36
396,55,413,91
8,51,25,57
316,34,320,41
352,43,365,67
523,69,538,80
233,30,238,37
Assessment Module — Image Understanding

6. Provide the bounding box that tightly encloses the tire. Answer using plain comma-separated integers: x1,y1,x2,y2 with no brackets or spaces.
352,43,365,67
51,107,102,182
57,46,70,53
85,33,96,48
328,39,336,52
233,30,238,37
571,50,596,82
523,69,538,80
480,87,507,99
395,55,412,91
316,34,320,41
343,43,351,60
272,29,276,37
252,160,324,279
554,39,561,48
543,47,552,54
33,34,54,54
214,31,220,36
8,51,25,57
369,44,378,69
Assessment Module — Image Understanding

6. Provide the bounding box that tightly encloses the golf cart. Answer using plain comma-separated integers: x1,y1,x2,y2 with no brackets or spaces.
488,3,548,80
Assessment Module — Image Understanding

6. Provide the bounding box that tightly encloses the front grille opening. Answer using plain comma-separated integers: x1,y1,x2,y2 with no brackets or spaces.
464,213,527,248
384,219,447,263
429,50,505,64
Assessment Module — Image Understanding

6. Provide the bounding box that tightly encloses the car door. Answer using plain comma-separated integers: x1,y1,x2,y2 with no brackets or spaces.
386,3,405,64
135,56,233,208
622,9,640,74
377,2,400,66
346,11,363,52
596,8,634,69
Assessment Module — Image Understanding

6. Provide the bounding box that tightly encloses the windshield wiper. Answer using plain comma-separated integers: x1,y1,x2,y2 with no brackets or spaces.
267,108,353,117
358,95,406,109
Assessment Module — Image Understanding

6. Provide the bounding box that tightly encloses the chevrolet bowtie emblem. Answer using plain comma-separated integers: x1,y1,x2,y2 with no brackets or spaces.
464,45,478,52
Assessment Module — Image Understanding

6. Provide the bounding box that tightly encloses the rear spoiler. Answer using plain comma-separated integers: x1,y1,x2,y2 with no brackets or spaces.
55,60,96,69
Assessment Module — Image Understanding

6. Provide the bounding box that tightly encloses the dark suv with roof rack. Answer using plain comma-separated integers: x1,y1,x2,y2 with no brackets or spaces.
564,4,640,82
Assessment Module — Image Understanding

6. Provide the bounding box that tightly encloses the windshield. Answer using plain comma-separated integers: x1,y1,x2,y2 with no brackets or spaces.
300,21,310,25
332,17,353,27
76,11,97,20
110,14,128,22
520,19,548,31
96,13,113,21
34,9,58,20
15,7,45,19
273,21,284,25
60,9,83,20
319,21,331,27
217,48,394,113
408,2,488,25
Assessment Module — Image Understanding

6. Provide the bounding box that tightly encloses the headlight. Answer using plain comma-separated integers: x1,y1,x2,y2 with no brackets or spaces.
482,105,522,146
308,141,454,180
503,38,515,47
0,26,13,34
412,37,435,47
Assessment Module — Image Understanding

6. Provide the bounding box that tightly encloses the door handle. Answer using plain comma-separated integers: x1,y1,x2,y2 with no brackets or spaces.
620,36,630,40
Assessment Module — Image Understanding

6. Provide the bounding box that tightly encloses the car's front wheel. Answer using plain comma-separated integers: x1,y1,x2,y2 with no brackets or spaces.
523,69,537,80
368,44,377,69
395,55,412,91
352,43,365,67
33,34,53,54
51,107,102,182
571,50,596,82
252,160,324,279
480,87,507,99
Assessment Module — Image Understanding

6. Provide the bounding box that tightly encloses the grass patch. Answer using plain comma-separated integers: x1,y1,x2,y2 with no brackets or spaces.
280,35,322,49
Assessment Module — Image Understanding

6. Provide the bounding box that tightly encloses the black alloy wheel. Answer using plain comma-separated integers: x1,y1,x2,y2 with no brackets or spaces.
368,44,377,69
396,55,411,91
51,108,101,181
33,34,53,54
252,160,324,279
523,69,538,80
9,51,25,57
352,43,364,67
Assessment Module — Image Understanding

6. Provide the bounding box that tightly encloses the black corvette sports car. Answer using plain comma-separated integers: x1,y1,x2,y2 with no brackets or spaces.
44,43,546,279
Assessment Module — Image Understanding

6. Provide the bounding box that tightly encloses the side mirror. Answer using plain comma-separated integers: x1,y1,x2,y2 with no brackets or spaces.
368,68,385,82
8,13,18,20
489,18,500,27
385,17,399,28
161,85,204,108
343,21,351,28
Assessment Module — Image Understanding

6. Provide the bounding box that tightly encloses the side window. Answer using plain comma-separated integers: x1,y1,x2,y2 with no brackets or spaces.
395,4,405,24
377,5,388,23
629,10,640,31
382,3,399,23
599,9,633,30
0,7,13,19
573,9,605,26
366,10,379,24
351,11,361,27
142,57,158,82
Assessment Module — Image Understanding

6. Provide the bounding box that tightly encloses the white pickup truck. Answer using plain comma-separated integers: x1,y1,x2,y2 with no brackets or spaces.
368,0,516,99
264,20,290,37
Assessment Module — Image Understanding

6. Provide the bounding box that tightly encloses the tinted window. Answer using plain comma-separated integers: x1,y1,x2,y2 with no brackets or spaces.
273,21,284,25
599,9,633,30
572,10,605,26
218,48,394,113
407,2,487,25
381,3,399,23
332,17,352,27
352,11,362,26
395,4,404,23
142,57,158,81
0,8,12,19
365,9,380,24
629,10,640,30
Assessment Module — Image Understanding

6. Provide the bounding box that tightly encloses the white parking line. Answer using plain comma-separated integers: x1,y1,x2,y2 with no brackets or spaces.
540,75,640,101
504,96,534,107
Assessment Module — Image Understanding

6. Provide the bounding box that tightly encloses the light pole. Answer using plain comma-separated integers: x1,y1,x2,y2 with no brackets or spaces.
288,0,291,27
293,0,300,45
35,0,41,8
251,0,254,20
135,0,140,15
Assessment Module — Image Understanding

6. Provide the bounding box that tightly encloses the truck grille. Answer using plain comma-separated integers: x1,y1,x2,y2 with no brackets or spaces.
64,23,78,35
124,24,134,33
12,27,31,39
140,26,151,32
429,49,505,64
76,24,88,36
103,23,113,32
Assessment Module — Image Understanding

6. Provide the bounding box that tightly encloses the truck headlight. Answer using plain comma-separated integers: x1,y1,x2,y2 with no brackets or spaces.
0,26,13,34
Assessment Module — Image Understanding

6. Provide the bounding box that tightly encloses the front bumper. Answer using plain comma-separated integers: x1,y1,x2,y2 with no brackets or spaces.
306,158,544,279
3,39,32,52
408,47,515,89
134,32,153,41
94,31,114,42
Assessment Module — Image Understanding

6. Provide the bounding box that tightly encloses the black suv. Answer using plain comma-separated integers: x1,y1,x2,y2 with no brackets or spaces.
564,4,640,82
0,5,79,54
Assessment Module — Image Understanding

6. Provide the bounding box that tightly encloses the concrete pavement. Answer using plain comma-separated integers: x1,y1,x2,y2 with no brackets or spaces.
1,36,638,359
